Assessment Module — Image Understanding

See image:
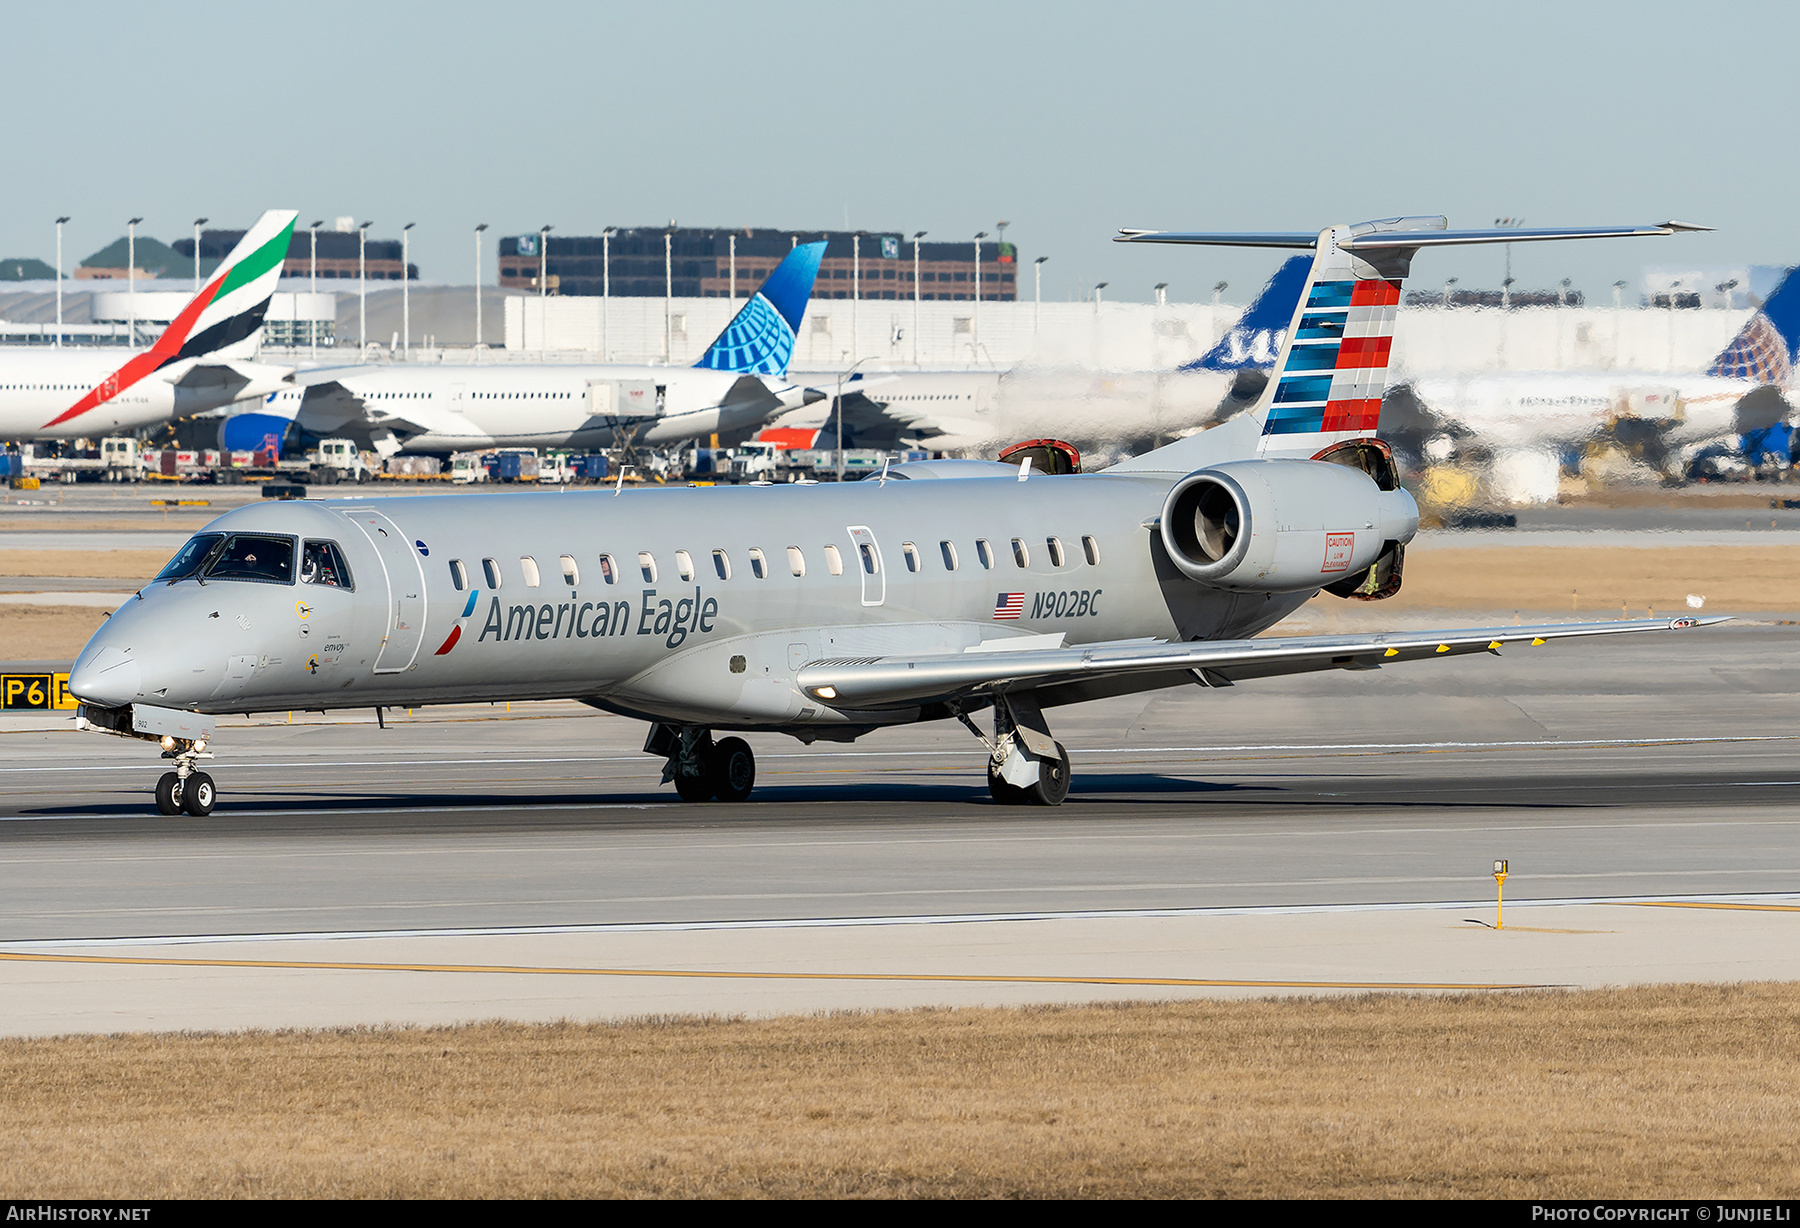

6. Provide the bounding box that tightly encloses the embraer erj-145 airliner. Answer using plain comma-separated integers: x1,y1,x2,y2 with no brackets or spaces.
0,211,298,441
68,215,1717,816
223,242,830,457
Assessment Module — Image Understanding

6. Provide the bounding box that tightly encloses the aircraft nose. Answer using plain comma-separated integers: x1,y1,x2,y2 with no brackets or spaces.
68,645,142,708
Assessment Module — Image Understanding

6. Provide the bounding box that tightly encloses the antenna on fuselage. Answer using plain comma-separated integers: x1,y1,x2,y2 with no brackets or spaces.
1017,455,1033,482
614,464,633,496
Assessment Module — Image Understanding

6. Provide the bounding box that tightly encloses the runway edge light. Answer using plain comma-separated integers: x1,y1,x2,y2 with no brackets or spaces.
1493,860,1509,930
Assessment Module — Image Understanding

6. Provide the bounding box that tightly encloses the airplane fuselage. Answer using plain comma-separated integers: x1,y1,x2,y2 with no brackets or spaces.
286,363,801,453
0,350,288,440
70,474,1322,728
1406,370,1771,451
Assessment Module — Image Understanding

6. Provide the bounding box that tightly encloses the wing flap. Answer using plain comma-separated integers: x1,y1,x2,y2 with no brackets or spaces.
796,617,1726,710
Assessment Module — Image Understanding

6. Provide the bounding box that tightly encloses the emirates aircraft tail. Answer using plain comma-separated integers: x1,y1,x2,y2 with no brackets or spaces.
42,210,297,431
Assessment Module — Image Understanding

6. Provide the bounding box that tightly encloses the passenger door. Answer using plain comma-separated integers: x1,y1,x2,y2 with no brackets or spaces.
340,510,427,673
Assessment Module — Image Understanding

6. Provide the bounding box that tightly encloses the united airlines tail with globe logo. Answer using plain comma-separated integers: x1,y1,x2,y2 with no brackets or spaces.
691,241,826,376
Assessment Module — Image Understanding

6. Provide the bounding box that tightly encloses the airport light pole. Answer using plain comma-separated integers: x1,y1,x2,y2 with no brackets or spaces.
602,226,615,361
1034,255,1047,337
309,221,321,358
912,231,926,365
663,229,673,363
972,231,987,360
729,233,736,303
192,217,207,296
54,217,68,347
474,224,487,355
1212,280,1227,306
1443,276,1458,308
1094,281,1107,311
538,224,552,299
1155,282,1168,308
358,221,372,352
401,222,414,357
1494,216,1524,295
851,232,862,365
127,217,142,348
835,356,868,483
1613,279,1627,309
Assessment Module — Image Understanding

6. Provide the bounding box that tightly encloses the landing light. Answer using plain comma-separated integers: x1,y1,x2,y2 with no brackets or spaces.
815,686,837,700
159,735,175,751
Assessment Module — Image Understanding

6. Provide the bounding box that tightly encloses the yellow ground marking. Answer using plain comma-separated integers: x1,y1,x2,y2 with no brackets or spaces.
1623,901,1800,913
0,951,1555,992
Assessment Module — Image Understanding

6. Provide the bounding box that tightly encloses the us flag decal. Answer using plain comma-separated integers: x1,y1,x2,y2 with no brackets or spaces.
993,593,1025,620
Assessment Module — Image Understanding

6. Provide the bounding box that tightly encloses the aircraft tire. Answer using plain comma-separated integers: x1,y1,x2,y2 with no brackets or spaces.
1024,743,1072,807
183,772,216,817
986,763,1028,806
712,737,756,803
674,767,715,803
155,772,183,816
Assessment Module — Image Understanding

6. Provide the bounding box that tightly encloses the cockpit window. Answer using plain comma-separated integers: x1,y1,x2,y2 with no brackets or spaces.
202,534,295,584
156,534,224,582
300,540,354,590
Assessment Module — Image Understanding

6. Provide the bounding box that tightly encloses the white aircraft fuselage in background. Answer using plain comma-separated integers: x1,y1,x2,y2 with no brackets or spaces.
278,363,820,453
0,350,291,440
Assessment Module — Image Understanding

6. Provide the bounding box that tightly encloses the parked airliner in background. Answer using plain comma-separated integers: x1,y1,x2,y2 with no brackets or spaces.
222,242,829,457
0,211,298,441
1388,263,1800,483
756,256,1311,455
68,215,1714,816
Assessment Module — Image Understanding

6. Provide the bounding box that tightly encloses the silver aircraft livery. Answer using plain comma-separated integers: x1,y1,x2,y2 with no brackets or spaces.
68,215,1718,816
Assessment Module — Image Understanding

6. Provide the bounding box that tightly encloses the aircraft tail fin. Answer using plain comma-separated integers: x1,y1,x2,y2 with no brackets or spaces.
692,240,827,376
1707,266,1800,383
1107,217,1704,472
41,210,298,431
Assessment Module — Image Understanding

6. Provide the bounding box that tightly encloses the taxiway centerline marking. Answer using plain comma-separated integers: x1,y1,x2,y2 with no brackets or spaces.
0,950,1557,991
5,894,1793,949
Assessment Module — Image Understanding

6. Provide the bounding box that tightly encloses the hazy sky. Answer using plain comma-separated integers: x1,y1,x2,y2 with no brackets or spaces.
6,0,1790,303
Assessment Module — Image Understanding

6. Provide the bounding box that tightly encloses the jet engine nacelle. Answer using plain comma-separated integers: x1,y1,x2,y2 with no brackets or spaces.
1159,459,1419,593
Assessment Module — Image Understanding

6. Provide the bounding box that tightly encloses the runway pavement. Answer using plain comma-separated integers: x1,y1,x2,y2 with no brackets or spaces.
0,624,1796,1033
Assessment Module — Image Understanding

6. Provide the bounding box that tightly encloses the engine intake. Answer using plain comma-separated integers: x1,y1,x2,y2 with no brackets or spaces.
1159,459,1418,593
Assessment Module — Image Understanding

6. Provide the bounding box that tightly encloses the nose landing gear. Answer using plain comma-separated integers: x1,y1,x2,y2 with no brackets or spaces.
154,746,217,816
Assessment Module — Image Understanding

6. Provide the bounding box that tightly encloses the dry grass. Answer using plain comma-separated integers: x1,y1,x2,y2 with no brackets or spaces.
0,606,111,660
2,985,1797,1198
1379,545,1800,614
0,549,169,580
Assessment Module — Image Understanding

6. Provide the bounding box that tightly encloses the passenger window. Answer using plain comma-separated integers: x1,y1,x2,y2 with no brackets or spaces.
940,541,958,571
823,544,844,576
483,558,502,588
713,549,731,580
520,556,541,587
203,534,295,584
449,559,467,591
787,546,806,577
1083,535,1101,566
748,548,767,579
301,540,354,590
859,543,879,574
902,542,920,572
676,550,695,581
1011,538,1029,568
598,554,617,584
976,539,994,569
560,555,579,586
1047,537,1066,568
638,552,657,583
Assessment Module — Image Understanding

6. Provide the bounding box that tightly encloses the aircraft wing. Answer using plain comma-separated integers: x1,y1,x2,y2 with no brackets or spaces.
796,616,1726,710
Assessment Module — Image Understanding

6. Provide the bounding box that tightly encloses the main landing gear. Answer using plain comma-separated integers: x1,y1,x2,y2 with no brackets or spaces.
961,694,1072,807
650,725,757,804
154,744,217,816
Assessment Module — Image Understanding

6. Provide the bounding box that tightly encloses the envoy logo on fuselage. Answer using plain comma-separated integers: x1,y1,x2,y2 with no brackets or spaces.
467,587,720,652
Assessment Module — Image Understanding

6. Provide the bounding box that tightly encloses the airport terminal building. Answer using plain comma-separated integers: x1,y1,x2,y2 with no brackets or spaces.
497,227,1020,301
